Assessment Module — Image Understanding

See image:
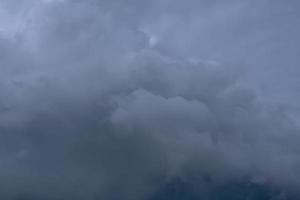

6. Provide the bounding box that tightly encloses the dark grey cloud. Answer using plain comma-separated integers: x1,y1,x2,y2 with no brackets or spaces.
0,0,300,199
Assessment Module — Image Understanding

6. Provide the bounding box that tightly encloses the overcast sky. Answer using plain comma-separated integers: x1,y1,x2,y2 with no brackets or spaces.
0,0,300,199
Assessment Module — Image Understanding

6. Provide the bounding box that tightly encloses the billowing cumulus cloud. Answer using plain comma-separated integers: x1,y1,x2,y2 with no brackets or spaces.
0,0,300,199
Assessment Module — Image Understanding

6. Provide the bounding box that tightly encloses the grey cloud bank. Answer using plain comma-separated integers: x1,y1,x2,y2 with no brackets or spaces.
0,0,300,199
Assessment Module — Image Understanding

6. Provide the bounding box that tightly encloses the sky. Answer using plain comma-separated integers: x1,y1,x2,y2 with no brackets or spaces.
0,0,300,199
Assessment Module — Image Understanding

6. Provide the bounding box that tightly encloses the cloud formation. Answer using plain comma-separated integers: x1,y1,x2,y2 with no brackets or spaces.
0,0,300,199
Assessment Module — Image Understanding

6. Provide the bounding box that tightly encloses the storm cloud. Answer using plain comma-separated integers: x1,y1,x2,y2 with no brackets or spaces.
0,0,300,199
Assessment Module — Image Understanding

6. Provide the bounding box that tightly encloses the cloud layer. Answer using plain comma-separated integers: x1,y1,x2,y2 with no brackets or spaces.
0,0,300,199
